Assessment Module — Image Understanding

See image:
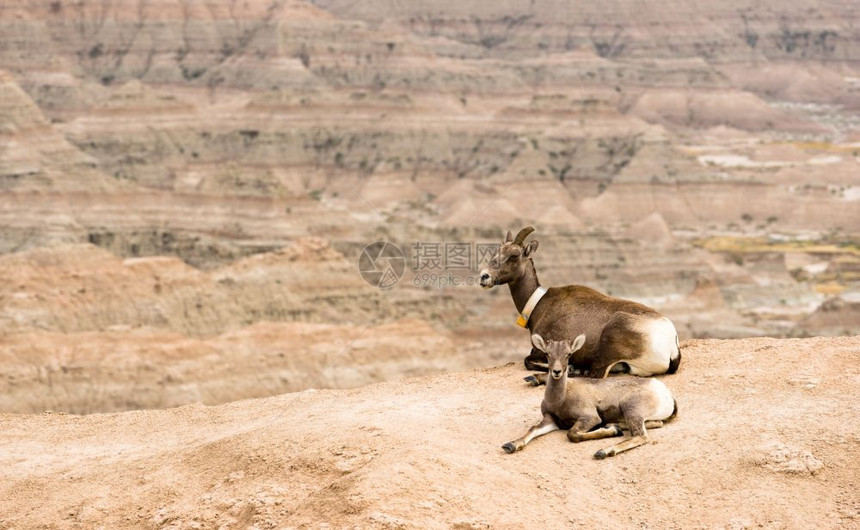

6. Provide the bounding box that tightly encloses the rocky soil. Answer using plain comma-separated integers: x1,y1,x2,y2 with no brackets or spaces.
0,336,858,528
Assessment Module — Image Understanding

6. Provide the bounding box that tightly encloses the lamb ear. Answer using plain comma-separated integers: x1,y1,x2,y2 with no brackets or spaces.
531,334,547,352
524,240,539,257
568,334,586,354
505,230,513,243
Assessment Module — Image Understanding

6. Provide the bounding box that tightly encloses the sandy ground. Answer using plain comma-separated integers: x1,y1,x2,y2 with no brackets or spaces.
0,336,858,529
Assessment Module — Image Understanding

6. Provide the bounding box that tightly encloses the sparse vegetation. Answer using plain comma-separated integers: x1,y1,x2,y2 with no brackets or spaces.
296,44,311,68
181,65,207,80
589,23,628,58
469,14,534,49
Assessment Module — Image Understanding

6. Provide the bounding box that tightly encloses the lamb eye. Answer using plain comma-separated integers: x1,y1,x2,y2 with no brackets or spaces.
509,253,520,261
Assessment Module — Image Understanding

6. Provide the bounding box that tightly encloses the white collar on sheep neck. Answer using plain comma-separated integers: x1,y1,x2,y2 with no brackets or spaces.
516,286,547,328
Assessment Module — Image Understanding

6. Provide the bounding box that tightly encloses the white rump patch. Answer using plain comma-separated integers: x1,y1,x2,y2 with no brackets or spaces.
647,379,676,420
626,317,678,376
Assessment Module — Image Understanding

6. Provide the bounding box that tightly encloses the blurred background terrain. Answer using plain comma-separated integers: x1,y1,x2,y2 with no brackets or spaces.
0,0,858,413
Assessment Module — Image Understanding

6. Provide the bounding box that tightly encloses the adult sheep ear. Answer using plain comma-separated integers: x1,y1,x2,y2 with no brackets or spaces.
568,334,586,354
524,240,539,257
531,334,547,352
505,230,513,243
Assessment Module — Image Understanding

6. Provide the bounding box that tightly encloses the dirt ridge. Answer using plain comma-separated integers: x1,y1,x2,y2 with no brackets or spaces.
0,336,857,528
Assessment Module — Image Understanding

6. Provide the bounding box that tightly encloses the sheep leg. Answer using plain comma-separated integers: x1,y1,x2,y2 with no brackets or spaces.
586,360,620,379
593,434,650,459
524,347,548,372
590,313,649,378
565,416,604,443
613,420,664,431
523,372,547,386
502,414,558,454
594,415,650,459
568,425,623,442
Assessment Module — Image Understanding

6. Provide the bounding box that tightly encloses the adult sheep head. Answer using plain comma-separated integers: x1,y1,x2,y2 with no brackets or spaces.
479,226,539,289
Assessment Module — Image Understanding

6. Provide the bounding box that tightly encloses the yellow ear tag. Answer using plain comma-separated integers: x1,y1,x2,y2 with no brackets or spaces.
516,314,528,328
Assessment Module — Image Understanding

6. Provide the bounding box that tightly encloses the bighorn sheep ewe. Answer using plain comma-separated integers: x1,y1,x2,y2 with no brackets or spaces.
503,334,677,459
479,226,681,378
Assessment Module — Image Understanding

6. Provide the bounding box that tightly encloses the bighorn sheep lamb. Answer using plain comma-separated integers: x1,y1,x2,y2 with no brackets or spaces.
502,334,677,459
479,226,681,378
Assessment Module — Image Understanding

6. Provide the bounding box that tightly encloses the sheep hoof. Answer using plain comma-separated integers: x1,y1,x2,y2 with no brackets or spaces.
523,375,540,386
594,449,608,460
502,442,517,454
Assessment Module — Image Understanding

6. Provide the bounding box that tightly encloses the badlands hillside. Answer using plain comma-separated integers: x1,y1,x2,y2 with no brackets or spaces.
0,0,858,414
1,337,858,528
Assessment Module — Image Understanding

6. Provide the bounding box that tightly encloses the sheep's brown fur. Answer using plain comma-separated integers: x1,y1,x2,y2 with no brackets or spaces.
502,334,678,459
479,227,681,377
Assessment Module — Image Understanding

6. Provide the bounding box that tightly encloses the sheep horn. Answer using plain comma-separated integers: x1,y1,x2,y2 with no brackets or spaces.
513,226,535,246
